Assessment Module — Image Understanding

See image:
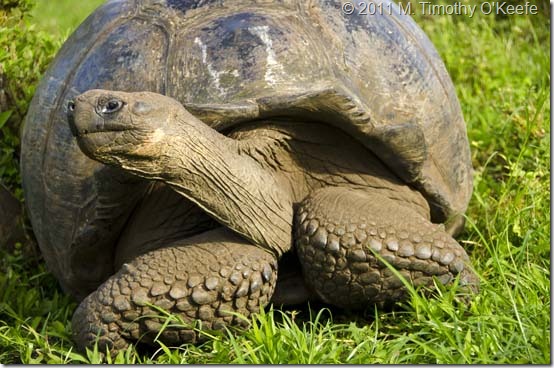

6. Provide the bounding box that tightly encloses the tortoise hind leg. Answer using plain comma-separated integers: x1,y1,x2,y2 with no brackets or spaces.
72,228,277,354
294,187,478,309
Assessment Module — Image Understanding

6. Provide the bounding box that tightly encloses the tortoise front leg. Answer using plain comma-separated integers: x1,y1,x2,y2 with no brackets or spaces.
294,187,478,308
72,228,277,354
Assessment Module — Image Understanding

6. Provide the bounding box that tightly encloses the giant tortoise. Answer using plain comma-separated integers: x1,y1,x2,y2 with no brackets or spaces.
21,0,476,352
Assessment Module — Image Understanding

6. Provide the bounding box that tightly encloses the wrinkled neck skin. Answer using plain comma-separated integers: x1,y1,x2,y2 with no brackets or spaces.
95,114,294,257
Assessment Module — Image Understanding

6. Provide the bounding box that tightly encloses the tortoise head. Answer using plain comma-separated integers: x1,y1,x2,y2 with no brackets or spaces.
68,89,186,163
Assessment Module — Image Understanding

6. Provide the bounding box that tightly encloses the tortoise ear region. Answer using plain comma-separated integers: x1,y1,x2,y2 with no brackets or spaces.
131,101,153,115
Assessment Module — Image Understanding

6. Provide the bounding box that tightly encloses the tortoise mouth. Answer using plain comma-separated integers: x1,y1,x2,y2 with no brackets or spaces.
74,125,134,138
74,129,129,157
68,108,135,138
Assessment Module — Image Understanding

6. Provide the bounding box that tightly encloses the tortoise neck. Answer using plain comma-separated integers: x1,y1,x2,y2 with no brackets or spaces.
156,117,293,256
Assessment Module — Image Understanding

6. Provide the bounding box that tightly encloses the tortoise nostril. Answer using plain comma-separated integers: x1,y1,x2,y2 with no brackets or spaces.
67,100,78,137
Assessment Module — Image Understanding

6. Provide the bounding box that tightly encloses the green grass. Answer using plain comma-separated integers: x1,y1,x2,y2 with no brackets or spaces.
30,0,105,38
0,0,550,364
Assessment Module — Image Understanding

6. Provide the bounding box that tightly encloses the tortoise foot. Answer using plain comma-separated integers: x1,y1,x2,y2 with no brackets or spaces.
295,187,479,309
72,228,277,355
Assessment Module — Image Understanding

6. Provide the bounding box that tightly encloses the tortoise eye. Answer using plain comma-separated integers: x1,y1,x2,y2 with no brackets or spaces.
100,99,124,114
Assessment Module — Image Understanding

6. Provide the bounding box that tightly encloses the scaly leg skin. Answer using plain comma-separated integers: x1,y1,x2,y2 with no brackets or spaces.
72,228,277,354
295,187,479,309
